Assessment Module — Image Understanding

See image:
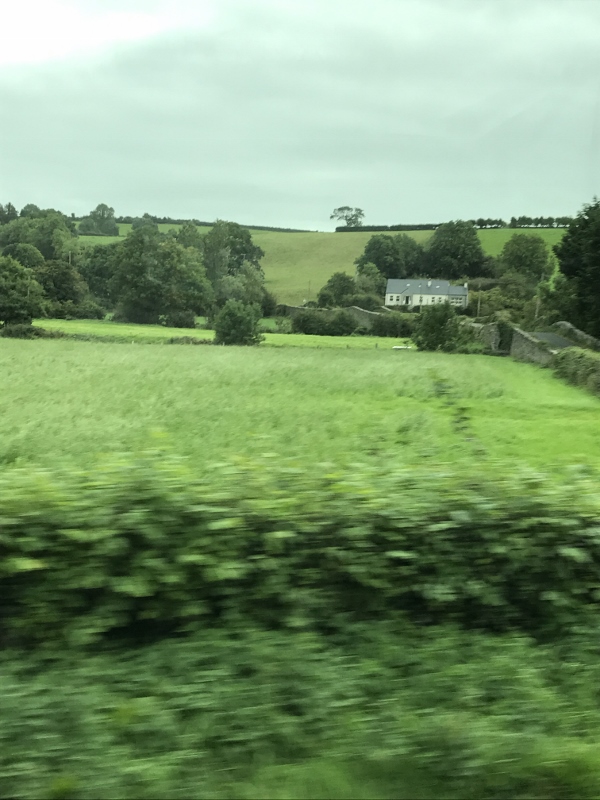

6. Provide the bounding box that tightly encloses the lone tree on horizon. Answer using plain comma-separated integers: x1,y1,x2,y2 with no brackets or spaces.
330,206,365,227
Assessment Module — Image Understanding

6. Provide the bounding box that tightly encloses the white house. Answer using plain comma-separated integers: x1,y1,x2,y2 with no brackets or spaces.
385,279,468,309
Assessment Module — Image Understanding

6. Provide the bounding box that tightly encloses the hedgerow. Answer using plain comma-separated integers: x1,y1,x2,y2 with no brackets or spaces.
553,347,600,395
2,453,600,648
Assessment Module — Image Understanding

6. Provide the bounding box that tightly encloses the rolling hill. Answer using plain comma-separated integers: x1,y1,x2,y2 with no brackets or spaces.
78,225,566,306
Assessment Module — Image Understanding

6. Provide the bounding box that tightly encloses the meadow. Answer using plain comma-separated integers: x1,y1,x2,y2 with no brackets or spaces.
2,337,599,470
78,224,567,306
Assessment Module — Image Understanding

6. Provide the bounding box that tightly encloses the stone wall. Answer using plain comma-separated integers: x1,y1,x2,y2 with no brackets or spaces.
278,305,383,330
509,327,554,366
552,321,600,352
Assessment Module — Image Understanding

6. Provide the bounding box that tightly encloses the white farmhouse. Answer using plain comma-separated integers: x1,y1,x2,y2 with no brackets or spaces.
385,279,468,309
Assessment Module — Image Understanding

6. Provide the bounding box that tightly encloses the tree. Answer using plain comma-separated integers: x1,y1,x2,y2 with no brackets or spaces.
0,203,18,225
79,242,120,306
496,233,551,282
202,220,264,286
0,256,45,326
131,214,159,232
424,221,487,280
79,204,119,236
553,199,600,336
0,210,77,260
330,206,365,227
19,204,42,219
110,226,213,325
175,222,203,250
36,260,87,305
316,272,356,307
412,303,460,351
355,234,424,280
214,300,263,345
355,262,386,296
2,243,45,271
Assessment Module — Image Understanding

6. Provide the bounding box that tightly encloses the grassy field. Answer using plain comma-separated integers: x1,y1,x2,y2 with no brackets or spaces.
77,224,566,306
2,337,599,470
35,318,410,349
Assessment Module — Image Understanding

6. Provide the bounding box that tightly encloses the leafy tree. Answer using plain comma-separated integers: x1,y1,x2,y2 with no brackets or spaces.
2,243,45,271
36,260,87,305
0,256,45,325
553,199,600,336
79,204,119,236
0,210,77,260
110,226,213,325
0,202,18,225
412,303,460,351
19,204,42,219
355,234,424,280
218,263,266,306
131,214,159,231
317,272,356,307
497,233,551,282
175,222,203,250
355,261,386,295
78,242,120,306
330,206,365,227
424,221,487,280
202,221,265,286
214,300,263,345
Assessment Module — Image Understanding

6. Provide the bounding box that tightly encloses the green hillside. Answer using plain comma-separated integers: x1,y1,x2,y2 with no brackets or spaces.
78,225,566,306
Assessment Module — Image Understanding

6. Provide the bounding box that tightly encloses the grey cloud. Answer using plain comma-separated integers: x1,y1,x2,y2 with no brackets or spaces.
1,0,600,228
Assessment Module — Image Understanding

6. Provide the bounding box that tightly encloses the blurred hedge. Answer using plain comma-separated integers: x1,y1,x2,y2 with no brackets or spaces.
2,453,600,648
553,347,600,395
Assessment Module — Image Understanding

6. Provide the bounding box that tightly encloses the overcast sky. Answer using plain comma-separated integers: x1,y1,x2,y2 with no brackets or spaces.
1,0,599,230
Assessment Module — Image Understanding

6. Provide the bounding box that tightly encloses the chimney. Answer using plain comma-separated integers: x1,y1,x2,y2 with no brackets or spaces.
464,283,468,288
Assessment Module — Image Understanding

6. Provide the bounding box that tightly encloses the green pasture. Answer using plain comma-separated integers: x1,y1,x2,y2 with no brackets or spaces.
2,337,599,470
76,224,567,305
35,318,410,349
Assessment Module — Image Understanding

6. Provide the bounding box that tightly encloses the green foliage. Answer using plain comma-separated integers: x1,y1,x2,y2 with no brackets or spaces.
0,209,77,260
0,255,45,326
2,241,45,270
553,199,600,337
425,221,488,280
412,303,460,351
330,206,365,227
36,259,88,304
78,242,120,306
317,272,356,307
497,233,552,281
344,293,382,311
202,220,265,285
79,204,119,236
355,234,425,280
553,347,600,395
354,261,386,295
163,309,197,328
111,227,214,324
214,300,263,345
292,309,358,336
371,312,414,338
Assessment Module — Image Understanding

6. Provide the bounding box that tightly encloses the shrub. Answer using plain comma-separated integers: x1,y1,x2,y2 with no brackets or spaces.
344,293,382,311
326,310,357,336
412,304,460,351
553,348,600,395
371,312,414,338
214,300,263,346
261,289,278,318
162,309,196,328
291,309,330,335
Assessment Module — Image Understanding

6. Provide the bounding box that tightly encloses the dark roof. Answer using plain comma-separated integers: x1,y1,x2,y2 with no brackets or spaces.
386,279,468,296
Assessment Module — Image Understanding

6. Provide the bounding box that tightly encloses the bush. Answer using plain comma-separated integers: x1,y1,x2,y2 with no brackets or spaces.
261,289,278,318
214,300,263,346
162,309,196,328
326,310,358,336
0,323,44,338
412,304,460,351
344,293,382,311
292,309,358,336
371,312,414,338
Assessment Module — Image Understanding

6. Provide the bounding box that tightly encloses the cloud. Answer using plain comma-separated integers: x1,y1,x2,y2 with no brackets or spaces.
1,0,599,227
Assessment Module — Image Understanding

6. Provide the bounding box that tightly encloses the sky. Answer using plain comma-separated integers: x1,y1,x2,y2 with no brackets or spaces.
1,0,599,230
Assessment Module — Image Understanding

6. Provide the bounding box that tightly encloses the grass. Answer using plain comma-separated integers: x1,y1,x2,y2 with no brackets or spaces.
77,224,567,305
35,317,410,349
2,337,599,471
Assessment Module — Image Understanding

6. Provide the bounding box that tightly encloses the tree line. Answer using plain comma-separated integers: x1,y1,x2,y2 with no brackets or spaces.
0,203,275,336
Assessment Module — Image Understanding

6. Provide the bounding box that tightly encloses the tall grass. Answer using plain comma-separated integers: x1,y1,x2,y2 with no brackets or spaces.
1,338,598,470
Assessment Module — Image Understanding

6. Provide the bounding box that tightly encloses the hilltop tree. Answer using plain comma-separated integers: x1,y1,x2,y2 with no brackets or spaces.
0,203,18,225
19,204,42,219
553,199,600,336
424,221,487,280
79,204,119,236
0,255,45,326
330,206,365,227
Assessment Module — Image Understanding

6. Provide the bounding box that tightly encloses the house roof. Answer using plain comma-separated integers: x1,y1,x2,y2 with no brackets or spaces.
386,279,468,296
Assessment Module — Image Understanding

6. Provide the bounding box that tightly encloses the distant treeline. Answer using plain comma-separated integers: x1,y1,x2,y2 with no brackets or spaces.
109,216,313,233
336,216,574,233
